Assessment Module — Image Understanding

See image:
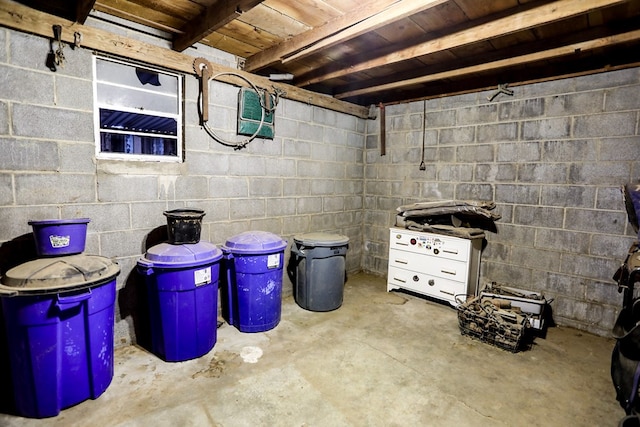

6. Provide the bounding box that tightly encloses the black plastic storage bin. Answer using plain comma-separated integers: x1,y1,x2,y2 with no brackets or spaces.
163,209,205,244
290,232,349,311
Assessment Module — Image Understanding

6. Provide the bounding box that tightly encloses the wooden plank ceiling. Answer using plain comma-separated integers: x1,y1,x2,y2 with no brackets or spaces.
8,0,640,107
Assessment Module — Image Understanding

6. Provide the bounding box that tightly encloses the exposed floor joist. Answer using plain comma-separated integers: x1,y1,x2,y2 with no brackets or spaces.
335,28,640,99
75,0,96,24
296,0,629,87
281,0,448,64
173,0,265,52
242,0,399,72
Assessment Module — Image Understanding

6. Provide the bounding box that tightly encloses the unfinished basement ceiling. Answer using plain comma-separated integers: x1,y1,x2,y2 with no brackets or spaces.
9,0,640,106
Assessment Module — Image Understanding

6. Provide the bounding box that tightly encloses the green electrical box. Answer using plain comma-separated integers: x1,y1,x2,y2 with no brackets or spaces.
237,87,274,139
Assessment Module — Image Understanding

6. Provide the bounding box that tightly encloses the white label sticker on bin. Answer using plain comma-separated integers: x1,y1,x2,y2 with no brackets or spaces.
194,266,212,286
267,254,280,269
49,235,70,248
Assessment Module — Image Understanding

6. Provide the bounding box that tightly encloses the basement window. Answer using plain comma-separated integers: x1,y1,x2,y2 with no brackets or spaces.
93,56,183,162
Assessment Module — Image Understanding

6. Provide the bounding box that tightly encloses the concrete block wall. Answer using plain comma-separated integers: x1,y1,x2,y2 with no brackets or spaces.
0,24,365,346
363,68,640,336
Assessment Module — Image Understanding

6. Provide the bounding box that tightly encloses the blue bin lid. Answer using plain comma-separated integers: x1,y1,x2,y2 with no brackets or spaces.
222,231,287,254
139,241,222,268
293,232,349,247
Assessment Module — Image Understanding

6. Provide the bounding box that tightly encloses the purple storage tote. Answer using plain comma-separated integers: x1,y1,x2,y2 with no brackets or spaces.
221,231,287,333
137,241,223,362
0,254,120,418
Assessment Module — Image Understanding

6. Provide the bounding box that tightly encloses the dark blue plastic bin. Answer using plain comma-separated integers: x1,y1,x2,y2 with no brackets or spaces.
0,254,120,418
221,231,287,333
138,241,223,362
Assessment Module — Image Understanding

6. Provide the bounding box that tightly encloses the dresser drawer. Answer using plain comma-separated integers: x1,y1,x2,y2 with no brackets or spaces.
389,228,471,262
387,266,468,305
388,248,469,283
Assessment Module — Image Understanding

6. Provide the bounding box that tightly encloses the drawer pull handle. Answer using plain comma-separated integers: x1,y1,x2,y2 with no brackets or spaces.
395,242,409,246
443,249,458,254
393,277,407,283
441,269,456,275
394,259,408,264
440,290,454,296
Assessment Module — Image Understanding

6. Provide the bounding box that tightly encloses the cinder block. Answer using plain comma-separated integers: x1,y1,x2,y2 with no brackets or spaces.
545,92,604,117
475,163,517,182
16,173,95,205
456,144,494,162
511,246,562,272
100,229,150,258
596,186,625,210
439,126,475,144
59,142,96,173
542,140,598,162
600,137,640,161
477,122,518,143
561,253,620,282
521,117,570,140
323,196,344,212
310,179,335,195
574,111,636,138
437,164,474,181
266,197,296,216
209,177,248,198
0,175,13,205
230,198,265,220
495,184,539,204
455,183,493,200
425,110,456,128
299,122,324,142
540,185,595,207
229,155,266,176
0,138,59,171
311,143,336,161
97,173,157,202
499,98,545,120
12,104,94,141
564,208,626,234
513,206,564,228
518,163,567,183
457,104,497,124
535,228,590,253
0,65,54,105
0,206,60,241
55,76,93,110
568,162,630,185
62,203,131,232
249,177,282,197
0,101,8,135
297,197,322,214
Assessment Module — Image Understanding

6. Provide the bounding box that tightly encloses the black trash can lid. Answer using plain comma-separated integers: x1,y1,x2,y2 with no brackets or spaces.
0,254,120,296
293,232,349,247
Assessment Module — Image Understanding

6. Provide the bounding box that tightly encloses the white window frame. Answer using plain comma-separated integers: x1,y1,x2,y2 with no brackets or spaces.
93,55,183,162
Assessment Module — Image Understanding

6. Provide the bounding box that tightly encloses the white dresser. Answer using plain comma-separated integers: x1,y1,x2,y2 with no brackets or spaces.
387,227,483,306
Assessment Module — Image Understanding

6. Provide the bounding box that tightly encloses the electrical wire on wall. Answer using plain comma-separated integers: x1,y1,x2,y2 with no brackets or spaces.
419,99,426,171
193,58,284,150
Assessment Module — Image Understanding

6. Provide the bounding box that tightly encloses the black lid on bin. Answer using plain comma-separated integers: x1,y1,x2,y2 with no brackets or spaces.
0,254,120,296
222,231,287,254
293,232,349,247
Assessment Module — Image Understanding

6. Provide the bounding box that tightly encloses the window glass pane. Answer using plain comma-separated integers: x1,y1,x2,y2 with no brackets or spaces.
97,83,178,115
96,59,178,94
100,109,177,135
100,132,178,156
94,56,182,161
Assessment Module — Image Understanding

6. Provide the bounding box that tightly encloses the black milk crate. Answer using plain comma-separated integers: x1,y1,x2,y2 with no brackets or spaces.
457,296,529,353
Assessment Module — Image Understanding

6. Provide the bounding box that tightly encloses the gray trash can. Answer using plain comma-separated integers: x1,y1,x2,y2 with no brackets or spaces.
290,232,349,311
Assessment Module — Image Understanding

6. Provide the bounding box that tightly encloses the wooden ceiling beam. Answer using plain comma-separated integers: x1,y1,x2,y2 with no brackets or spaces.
75,0,96,24
335,29,640,99
172,0,265,52
0,0,370,118
281,0,448,64
297,0,629,87
242,0,399,72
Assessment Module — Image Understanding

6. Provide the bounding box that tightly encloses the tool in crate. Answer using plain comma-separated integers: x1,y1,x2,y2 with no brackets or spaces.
457,296,530,352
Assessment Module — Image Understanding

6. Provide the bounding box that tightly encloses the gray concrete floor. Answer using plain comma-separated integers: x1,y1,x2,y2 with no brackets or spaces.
0,273,624,426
